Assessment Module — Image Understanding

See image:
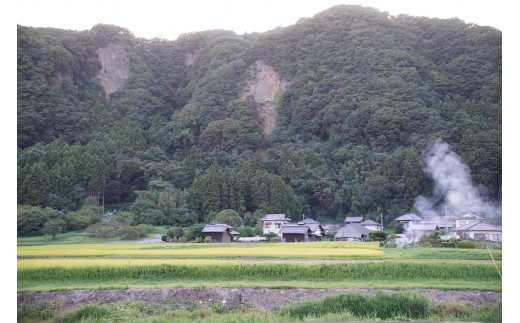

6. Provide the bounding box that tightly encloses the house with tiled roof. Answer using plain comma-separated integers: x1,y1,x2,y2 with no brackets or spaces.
359,219,382,231
455,213,485,228
278,224,312,242
201,223,239,243
293,219,325,241
259,214,291,235
453,221,502,241
395,213,423,223
334,223,370,241
344,216,363,224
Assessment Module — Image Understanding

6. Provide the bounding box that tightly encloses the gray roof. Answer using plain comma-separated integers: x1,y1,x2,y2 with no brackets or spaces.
260,214,291,221
323,224,341,231
335,223,370,238
344,217,363,223
422,219,453,228
360,219,381,226
279,225,311,234
453,221,502,232
457,213,485,220
395,213,423,221
407,223,439,231
298,219,318,224
202,223,233,233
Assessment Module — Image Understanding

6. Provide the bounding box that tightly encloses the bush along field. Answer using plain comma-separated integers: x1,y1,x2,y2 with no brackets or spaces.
17,291,502,323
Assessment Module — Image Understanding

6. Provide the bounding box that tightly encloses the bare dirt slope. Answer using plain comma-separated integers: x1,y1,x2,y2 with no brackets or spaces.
240,61,290,139
17,288,501,310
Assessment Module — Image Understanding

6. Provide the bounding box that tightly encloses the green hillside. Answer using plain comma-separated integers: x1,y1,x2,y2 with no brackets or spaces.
17,5,501,234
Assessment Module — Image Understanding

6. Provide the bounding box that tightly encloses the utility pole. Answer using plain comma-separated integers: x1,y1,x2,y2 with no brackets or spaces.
381,213,383,231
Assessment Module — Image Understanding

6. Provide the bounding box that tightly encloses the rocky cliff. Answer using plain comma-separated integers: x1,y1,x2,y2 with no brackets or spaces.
240,61,290,138
94,43,131,99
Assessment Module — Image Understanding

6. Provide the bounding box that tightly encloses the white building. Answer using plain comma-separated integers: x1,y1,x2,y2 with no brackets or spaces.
259,214,291,236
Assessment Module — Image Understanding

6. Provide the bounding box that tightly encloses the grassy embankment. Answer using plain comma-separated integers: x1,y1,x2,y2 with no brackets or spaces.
17,226,168,246
18,291,502,323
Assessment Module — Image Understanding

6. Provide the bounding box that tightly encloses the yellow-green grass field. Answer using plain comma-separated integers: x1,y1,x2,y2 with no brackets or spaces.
17,258,243,269
17,241,385,259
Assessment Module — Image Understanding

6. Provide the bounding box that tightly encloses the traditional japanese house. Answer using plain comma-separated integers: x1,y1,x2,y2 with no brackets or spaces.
455,213,485,228
259,214,291,235
453,221,502,241
334,223,370,241
343,216,363,224
278,224,312,242
201,223,239,243
359,219,382,231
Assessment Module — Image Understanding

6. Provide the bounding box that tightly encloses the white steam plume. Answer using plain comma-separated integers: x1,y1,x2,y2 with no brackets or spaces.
414,140,500,218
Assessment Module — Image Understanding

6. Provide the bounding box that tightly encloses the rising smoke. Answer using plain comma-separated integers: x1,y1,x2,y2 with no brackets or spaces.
414,140,500,218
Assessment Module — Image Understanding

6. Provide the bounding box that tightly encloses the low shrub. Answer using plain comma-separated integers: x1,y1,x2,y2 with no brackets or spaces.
178,237,187,243
95,226,116,239
270,237,282,243
457,241,475,249
280,291,430,320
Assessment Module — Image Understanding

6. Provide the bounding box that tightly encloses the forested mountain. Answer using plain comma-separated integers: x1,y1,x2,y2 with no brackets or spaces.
17,5,501,230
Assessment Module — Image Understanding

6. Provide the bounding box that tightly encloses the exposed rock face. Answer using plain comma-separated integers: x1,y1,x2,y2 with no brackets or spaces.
184,51,196,67
95,43,131,99
240,61,290,138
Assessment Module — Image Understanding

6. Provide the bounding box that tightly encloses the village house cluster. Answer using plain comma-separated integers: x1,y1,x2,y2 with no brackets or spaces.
200,211,502,243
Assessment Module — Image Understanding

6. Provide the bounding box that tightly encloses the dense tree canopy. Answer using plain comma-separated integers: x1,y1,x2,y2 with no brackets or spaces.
17,5,501,235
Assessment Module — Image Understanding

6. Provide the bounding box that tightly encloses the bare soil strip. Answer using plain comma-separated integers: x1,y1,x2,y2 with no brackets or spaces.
17,288,501,310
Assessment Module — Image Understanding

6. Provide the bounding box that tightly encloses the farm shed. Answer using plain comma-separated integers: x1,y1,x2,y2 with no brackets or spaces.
201,223,239,243
359,219,382,231
344,216,363,224
278,224,312,242
334,223,370,241
259,214,291,236
453,221,502,241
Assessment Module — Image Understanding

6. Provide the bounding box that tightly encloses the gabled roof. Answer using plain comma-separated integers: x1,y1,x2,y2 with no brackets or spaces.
260,214,291,221
344,217,363,223
421,219,454,228
453,221,502,232
360,219,381,226
298,218,318,224
279,224,311,234
202,223,233,233
457,213,484,220
323,224,341,231
395,213,423,221
335,223,370,238
407,223,439,231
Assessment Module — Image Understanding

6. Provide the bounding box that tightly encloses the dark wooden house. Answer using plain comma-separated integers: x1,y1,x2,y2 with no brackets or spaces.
278,224,312,242
201,223,239,243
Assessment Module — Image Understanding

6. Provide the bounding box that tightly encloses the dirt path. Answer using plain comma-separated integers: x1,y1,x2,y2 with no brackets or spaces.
243,258,502,264
17,288,501,310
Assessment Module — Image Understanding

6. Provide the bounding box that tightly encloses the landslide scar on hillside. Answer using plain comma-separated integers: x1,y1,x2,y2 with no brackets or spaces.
94,43,131,100
240,61,290,139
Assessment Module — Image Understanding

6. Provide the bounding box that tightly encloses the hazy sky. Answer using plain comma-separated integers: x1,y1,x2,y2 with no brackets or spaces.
17,0,505,40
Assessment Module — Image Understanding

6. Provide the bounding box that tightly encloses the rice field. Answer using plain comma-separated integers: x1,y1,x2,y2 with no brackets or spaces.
17,241,385,259
17,259,242,269
18,261,502,282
